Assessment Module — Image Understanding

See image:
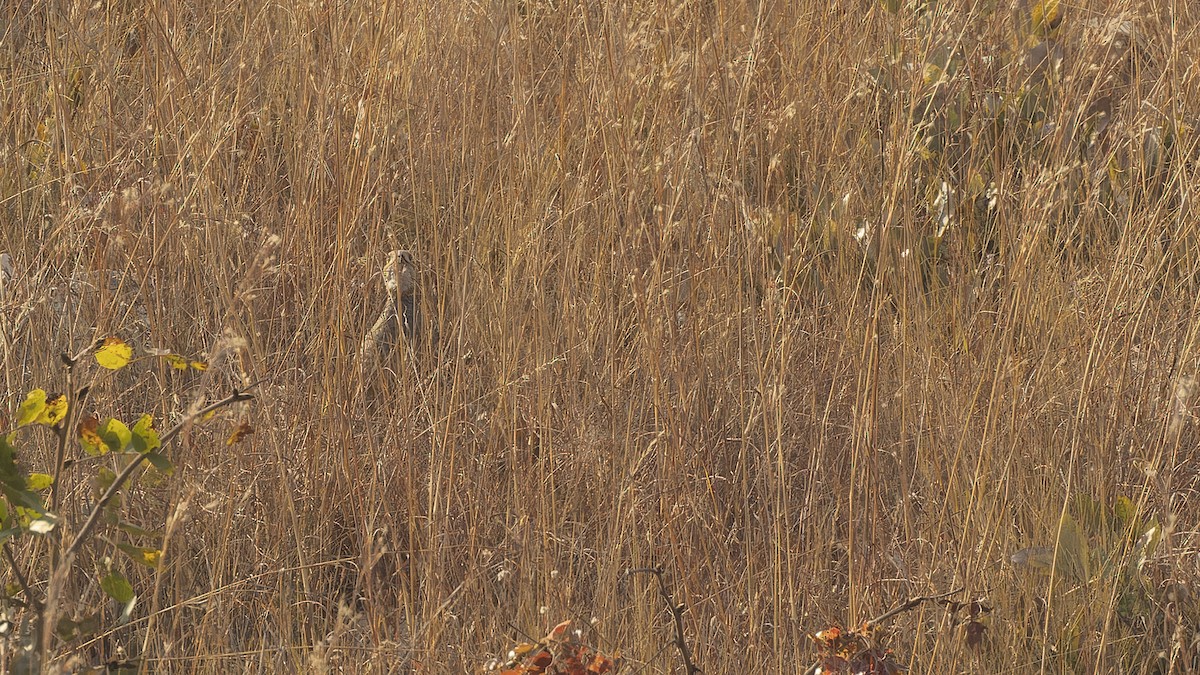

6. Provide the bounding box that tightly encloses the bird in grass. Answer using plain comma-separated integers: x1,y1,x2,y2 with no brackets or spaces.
358,250,419,381
0,253,12,301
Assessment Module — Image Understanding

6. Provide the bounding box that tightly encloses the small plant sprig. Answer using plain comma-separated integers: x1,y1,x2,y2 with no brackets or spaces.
803,587,969,675
487,619,618,675
0,336,254,673
627,566,701,675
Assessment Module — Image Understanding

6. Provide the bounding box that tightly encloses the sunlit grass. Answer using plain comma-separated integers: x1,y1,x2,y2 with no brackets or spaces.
1,0,1198,672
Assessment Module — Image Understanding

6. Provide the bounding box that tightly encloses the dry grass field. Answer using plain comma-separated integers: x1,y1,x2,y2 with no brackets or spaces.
2,0,1199,672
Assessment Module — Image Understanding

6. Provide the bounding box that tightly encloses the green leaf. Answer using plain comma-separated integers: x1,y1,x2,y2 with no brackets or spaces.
13,387,64,429
1031,0,1062,39
101,495,122,526
95,466,117,492
76,612,101,639
15,506,38,527
55,616,80,641
0,436,46,515
5,488,45,516
142,452,173,475
16,390,46,427
1056,512,1090,583
116,543,162,568
26,473,53,491
129,415,161,454
54,612,102,641
0,434,24,489
100,570,135,604
98,419,132,454
1073,493,1105,533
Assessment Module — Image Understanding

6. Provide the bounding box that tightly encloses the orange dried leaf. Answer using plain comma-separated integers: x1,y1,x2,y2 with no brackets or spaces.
226,422,253,446
586,654,615,673
816,626,841,643
545,620,572,642
78,415,106,455
529,650,553,668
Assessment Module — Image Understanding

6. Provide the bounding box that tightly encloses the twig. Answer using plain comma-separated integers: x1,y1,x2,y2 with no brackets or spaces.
862,586,963,631
2,542,42,611
627,566,701,675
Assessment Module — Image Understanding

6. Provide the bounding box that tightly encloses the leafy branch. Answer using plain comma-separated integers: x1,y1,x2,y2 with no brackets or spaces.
64,386,255,561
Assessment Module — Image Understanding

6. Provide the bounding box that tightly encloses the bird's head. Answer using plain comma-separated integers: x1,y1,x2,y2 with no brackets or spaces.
382,249,416,295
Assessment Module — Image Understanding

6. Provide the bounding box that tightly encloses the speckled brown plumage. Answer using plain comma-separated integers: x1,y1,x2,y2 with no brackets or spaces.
358,250,418,381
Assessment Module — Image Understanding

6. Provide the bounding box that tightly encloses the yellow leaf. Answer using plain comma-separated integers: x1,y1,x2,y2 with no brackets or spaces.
922,63,944,86
15,506,37,528
1114,495,1136,524
27,473,53,490
17,389,47,426
1031,0,1062,39
508,642,536,663
95,337,132,370
1056,512,1090,582
36,394,68,426
162,353,207,372
131,415,161,453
